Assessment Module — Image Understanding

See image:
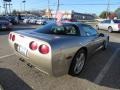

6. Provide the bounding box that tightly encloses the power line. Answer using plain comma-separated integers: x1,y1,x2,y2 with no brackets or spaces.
49,3,120,6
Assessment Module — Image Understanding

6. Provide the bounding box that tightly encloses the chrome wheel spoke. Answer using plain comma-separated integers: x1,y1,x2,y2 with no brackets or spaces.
74,53,85,74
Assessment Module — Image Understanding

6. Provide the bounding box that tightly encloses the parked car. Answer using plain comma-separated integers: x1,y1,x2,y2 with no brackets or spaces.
36,18,46,25
23,17,30,24
29,17,38,24
45,18,56,24
0,17,12,30
23,17,33,24
5,16,19,25
96,19,120,33
8,22,109,76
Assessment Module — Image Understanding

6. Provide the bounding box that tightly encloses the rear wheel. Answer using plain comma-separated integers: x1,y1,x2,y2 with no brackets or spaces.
96,25,99,30
102,37,109,50
69,49,86,76
108,27,113,33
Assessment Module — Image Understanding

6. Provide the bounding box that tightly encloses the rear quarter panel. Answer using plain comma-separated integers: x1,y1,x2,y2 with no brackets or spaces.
50,36,94,76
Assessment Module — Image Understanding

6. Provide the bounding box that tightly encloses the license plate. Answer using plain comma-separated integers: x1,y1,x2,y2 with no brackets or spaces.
18,46,27,56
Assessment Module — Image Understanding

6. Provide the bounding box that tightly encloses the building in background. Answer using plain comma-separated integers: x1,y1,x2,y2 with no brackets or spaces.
72,11,95,20
51,10,95,20
43,8,52,18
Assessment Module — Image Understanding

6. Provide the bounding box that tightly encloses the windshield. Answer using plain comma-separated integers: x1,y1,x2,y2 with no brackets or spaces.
35,23,80,36
113,20,120,23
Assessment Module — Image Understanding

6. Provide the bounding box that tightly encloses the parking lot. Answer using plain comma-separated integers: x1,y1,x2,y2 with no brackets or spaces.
0,24,120,90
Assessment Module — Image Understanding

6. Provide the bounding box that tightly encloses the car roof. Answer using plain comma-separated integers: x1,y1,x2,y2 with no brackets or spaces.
50,22,82,27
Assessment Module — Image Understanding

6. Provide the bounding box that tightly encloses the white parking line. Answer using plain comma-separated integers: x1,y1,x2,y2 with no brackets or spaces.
0,54,15,59
94,48,120,84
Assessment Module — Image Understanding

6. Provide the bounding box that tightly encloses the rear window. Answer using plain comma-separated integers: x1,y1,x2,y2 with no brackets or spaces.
113,20,120,23
35,23,80,36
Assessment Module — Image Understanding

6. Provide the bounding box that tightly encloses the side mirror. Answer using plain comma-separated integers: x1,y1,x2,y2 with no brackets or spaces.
99,33,104,37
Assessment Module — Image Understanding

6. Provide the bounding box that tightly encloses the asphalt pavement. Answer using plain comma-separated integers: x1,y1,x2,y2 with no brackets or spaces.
0,24,120,90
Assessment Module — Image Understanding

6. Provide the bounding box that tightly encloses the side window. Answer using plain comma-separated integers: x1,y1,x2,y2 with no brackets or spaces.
106,20,111,23
64,25,80,36
51,26,65,34
50,24,79,36
101,21,105,23
80,25,98,36
104,20,111,23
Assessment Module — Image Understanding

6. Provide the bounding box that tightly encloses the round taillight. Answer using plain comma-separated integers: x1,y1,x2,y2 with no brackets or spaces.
118,24,120,28
29,41,38,50
12,35,15,41
9,34,12,40
39,44,49,54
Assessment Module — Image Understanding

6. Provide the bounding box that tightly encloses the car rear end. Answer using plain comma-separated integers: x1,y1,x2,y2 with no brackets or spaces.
8,31,53,75
112,20,120,32
0,21,12,30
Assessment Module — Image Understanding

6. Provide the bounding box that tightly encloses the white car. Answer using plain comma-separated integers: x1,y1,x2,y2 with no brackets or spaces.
29,19,36,24
29,17,39,24
96,19,120,33
46,18,56,24
36,19,46,25
23,17,30,24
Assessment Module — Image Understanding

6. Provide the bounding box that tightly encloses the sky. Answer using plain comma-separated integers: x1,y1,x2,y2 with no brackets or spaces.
0,0,120,15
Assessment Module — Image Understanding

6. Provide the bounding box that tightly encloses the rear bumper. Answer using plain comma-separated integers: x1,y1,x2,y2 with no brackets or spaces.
9,40,53,76
15,51,53,75
9,36,71,77
15,51,71,77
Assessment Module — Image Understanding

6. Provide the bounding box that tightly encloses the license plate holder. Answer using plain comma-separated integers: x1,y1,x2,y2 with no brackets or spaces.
18,46,27,56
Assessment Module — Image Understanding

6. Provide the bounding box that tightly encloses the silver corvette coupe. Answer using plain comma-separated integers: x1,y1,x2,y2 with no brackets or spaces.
8,22,109,76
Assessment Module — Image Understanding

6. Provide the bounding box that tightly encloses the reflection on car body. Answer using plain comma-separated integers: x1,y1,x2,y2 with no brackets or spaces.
96,19,120,33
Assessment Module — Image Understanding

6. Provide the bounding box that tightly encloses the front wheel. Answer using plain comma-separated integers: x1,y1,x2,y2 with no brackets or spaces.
108,27,113,33
96,25,99,30
69,49,86,76
102,37,109,50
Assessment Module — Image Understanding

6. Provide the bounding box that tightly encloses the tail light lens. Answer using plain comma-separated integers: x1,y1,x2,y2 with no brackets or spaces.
118,24,120,28
12,35,15,41
9,33,15,41
39,44,49,54
29,41,38,50
9,33,12,40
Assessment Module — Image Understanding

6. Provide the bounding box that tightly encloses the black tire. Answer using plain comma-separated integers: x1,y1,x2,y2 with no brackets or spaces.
108,27,113,33
96,25,99,30
43,21,47,25
102,37,109,50
69,49,86,76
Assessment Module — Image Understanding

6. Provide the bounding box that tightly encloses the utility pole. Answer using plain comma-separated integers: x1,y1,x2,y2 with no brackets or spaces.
22,0,26,12
106,0,110,19
57,0,60,12
48,0,49,9
3,1,8,15
8,3,12,14
0,6,1,15
55,0,60,17
47,0,50,18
